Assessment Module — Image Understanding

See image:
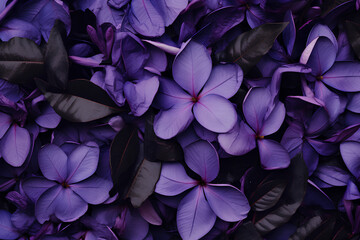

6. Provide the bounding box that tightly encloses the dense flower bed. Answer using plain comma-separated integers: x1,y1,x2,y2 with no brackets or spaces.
0,0,359,239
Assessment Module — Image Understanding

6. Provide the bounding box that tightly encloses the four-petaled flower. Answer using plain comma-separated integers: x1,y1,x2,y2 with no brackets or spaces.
155,140,250,240
154,40,243,139
23,142,112,224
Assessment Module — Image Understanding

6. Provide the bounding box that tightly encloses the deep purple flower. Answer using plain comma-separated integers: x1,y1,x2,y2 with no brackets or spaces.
23,142,112,223
154,40,243,139
155,140,250,240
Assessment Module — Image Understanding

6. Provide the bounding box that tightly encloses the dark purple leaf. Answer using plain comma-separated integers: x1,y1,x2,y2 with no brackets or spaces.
216,22,288,73
0,37,44,84
44,20,68,90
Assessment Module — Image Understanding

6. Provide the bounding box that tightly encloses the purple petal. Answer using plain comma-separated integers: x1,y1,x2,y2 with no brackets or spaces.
314,81,346,123
246,5,267,29
70,176,112,205
258,139,290,170
199,64,243,99
17,0,71,41
128,0,164,37
344,180,360,200
69,54,104,68
124,77,159,117
283,10,296,55
340,141,360,180
154,102,194,139
313,165,350,187
67,142,100,184
204,184,250,222
325,124,360,143
194,94,237,133
218,120,256,156
142,40,180,55
121,209,149,240
307,138,337,156
35,103,61,129
302,141,319,176
37,186,88,223
0,112,12,139
306,107,329,135
22,177,57,202
151,0,187,26
154,77,191,109
155,163,197,196
184,140,219,182
177,186,217,240
0,124,30,167
280,124,304,155
306,37,337,76
193,122,217,142
145,45,167,73
138,199,162,226
307,24,338,50
323,62,360,92
38,144,67,182
243,87,271,132
0,19,41,44
348,93,360,113
173,41,212,96
0,210,20,240
261,101,285,136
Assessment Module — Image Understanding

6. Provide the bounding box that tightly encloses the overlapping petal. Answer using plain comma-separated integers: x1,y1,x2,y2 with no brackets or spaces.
204,184,250,222
194,94,237,133
177,186,217,240
67,142,100,184
173,41,212,96
38,144,68,182
184,141,219,182
155,163,197,196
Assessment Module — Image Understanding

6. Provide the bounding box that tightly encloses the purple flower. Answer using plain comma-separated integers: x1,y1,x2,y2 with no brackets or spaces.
219,87,290,170
155,140,250,240
154,40,243,139
22,142,112,224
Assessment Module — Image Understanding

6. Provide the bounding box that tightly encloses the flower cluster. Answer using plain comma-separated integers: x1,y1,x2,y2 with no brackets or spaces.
0,0,359,239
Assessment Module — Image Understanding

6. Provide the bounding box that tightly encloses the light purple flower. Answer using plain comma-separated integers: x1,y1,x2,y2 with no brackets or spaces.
155,140,250,240
154,40,243,139
22,142,112,224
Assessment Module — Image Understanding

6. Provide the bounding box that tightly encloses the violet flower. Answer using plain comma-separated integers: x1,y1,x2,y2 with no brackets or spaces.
155,140,250,240
23,142,112,224
219,87,290,169
154,40,243,139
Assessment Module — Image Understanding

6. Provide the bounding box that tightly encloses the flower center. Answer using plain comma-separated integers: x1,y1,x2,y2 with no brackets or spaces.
61,182,69,188
191,96,199,103
316,75,324,81
197,179,207,186
256,135,264,140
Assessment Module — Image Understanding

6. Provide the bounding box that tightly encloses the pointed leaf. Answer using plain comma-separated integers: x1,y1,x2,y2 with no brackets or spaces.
110,125,140,197
254,154,308,235
44,20,68,90
216,22,288,73
250,179,287,212
0,37,44,84
38,79,122,122
127,159,161,207
346,20,360,60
